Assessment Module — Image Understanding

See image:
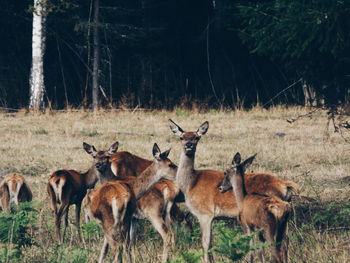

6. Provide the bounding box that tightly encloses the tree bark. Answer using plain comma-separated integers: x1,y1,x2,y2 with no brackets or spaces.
29,0,46,110
92,0,100,110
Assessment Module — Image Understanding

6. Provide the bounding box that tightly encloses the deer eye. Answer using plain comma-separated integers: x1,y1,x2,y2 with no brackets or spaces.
180,137,184,140
169,163,177,169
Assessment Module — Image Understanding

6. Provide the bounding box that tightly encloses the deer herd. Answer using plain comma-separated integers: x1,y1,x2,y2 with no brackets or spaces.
0,119,300,263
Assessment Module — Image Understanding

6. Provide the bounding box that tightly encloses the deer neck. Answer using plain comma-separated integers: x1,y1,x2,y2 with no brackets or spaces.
232,170,247,209
176,150,196,194
83,168,99,189
129,163,159,199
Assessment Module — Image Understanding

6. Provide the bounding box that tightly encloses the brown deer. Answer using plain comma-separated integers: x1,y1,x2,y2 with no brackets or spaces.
47,166,98,243
82,143,177,263
0,173,32,212
83,141,191,230
82,182,136,263
168,119,298,263
224,153,291,263
218,168,299,202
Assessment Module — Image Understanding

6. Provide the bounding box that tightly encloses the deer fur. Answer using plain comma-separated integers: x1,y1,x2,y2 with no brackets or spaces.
83,143,178,263
47,168,98,243
0,173,32,212
168,119,298,263
226,153,292,263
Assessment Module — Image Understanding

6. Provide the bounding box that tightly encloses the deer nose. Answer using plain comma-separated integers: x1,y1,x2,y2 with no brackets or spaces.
185,142,193,148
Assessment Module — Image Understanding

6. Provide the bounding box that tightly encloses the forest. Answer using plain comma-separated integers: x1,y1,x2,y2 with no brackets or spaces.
1,0,349,110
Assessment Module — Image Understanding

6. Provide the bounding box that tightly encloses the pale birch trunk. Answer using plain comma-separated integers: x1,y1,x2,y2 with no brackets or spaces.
29,0,46,110
92,0,100,110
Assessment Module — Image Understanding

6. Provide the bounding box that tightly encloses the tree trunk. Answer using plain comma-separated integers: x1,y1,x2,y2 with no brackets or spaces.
29,0,46,111
92,0,100,110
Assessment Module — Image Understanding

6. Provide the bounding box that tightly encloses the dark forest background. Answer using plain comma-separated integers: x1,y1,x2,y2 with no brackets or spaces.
1,0,349,109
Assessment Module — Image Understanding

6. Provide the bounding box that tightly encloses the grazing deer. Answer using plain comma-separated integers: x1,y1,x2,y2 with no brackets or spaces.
0,173,32,212
225,153,291,263
47,167,98,243
168,119,298,263
82,143,177,263
83,141,191,230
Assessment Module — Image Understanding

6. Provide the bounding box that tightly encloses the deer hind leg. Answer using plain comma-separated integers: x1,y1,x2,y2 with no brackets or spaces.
199,216,214,263
75,202,82,241
129,218,137,263
265,224,284,263
55,204,68,243
257,231,266,263
104,227,123,263
276,218,289,263
62,205,70,242
98,236,109,263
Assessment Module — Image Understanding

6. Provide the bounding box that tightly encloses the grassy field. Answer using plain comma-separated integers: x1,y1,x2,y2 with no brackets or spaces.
0,107,349,262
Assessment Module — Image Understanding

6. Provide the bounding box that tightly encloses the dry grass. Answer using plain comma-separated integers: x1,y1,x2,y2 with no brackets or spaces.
0,107,349,262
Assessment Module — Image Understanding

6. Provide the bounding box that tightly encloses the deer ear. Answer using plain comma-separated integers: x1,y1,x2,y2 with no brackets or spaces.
160,148,171,159
169,119,184,136
232,152,241,165
152,143,162,161
241,154,257,171
108,141,119,155
83,142,97,157
196,121,209,136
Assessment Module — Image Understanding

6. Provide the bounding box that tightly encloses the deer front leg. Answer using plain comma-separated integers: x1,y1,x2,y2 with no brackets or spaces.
199,217,214,263
148,214,171,263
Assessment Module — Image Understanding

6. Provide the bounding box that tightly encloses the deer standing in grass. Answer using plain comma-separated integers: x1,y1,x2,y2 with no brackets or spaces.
83,141,189,229
83,143,178,263
0,173,32,212
222,153,291,263
168,119,299,263
47,166,98,242
82,181,136,263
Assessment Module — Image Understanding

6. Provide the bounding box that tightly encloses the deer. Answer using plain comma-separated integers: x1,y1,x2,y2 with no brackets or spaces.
224,152,291,263
218,167,300,202
47,166,99,243
83,141,191,230
82,143,178,263
82,181,136,263
168,119,299,263
0,173,32,212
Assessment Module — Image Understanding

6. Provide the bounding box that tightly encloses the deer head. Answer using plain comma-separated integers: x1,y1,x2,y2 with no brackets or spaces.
218,152,256,193
83,141,119,173
168,119,209,156
152,143,177,181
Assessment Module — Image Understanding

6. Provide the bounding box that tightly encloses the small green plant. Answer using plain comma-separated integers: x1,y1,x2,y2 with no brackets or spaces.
312,201,350,229
214,225,256,261
0,202,37,262
81,220,102,241
33,129,49,135
80,129,102,137
49,245,89,263
175,108,190,117
170,249,203,263
173,221,201,248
